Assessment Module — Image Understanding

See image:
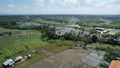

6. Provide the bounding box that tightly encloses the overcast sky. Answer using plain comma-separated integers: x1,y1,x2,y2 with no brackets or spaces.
0,0,120,15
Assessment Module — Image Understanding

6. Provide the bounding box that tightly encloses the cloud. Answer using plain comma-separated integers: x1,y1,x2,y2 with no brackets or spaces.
32,0,120,13
0,0,120,14
33,0,120,9
8,4,15,8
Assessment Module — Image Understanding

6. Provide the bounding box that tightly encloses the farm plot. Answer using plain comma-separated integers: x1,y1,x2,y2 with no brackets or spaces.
14,40,75,68
0,29,48,65
28,48,93,68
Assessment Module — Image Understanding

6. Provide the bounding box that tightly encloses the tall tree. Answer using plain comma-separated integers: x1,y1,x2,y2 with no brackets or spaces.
91,35,98,43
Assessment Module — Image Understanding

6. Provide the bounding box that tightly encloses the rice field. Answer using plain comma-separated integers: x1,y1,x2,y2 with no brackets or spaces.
0,29,49,65
0,28,75,67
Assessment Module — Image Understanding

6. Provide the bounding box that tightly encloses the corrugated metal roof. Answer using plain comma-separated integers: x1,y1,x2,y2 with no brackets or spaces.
3,59,14,65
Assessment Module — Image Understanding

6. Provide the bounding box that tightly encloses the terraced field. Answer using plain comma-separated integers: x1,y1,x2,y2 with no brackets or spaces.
0,29,48,64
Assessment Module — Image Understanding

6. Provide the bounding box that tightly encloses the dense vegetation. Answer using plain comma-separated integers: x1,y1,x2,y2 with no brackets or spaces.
0,21,17,28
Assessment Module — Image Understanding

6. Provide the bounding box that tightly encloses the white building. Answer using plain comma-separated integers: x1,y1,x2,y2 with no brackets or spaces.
3,59,15,66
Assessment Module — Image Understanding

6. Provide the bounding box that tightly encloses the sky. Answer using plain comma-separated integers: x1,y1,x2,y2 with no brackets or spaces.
0,0,120,15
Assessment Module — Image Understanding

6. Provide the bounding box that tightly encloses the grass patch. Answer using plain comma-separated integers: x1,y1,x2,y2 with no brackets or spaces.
96,44,120,52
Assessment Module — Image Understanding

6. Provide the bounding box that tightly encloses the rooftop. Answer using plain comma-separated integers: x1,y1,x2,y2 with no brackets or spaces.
111,50,120,57
109,60,120,68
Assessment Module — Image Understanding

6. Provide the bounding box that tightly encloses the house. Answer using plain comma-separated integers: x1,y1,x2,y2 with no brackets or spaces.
24,54,31,59
95,27,104,31
92,27,105,35
85,44,92,49
99,18,105,22
2,59,15,67
109,60,120,68
73,42,84,48
111,50,120,58
55,27,84,36
14,56,23,63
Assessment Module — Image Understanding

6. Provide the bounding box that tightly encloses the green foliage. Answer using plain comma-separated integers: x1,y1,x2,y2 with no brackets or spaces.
106,39,118,45
83,38,92,45
25,45,29,49
41,25,58,39
48,40,57,44
0,21,17,28
63,33,73,40
102,24,120,29
91,35,98,43
115,32,120,37
96,44,120,52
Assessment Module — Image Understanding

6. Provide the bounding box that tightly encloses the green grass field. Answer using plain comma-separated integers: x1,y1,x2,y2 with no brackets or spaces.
0,28,75,67
0,29,49,64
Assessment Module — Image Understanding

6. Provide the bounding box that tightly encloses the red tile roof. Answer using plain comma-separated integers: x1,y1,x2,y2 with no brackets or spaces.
109,60,120,68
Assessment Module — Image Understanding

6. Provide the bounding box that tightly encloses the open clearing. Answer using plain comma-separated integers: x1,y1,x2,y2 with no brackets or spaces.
28,48,94,68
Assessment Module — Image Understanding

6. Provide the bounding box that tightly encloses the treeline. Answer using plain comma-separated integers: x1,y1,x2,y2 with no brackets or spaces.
87,24,120,29
101,24,120,29
39,24,120,46
39,24,98,45
40,24,58,39
0,21,17,28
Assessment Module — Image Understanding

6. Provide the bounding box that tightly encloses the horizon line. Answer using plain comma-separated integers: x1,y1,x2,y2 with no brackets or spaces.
0,14,120,16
